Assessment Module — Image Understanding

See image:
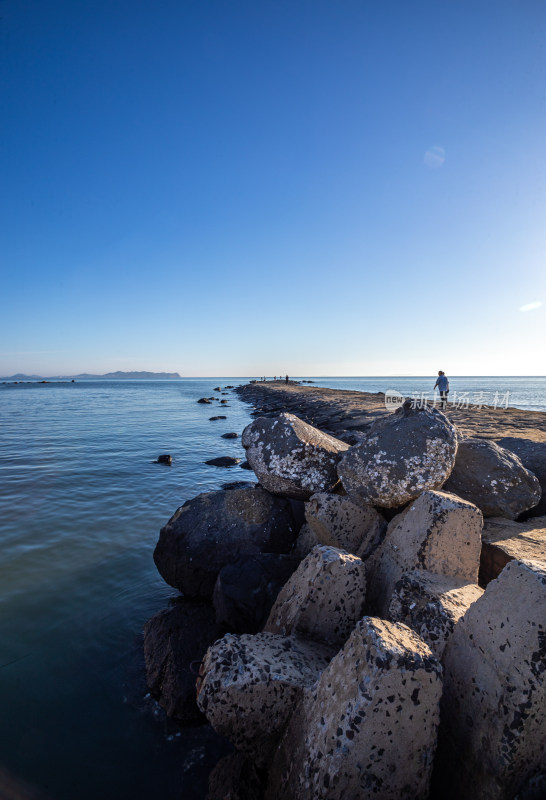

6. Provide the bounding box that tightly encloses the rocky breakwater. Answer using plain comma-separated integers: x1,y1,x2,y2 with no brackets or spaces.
143,382,545,800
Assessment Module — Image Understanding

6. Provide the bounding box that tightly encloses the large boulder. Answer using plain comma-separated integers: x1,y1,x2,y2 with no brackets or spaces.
207,752,265,800
443,437,541,519
213,553,301,633
143,600,222,723
435,558,546,800
304,492,386,559
266,617,443,800
337,401,458,508
368,490,483,616
497,437,546,519
154,487,297,597
264,545,366,648
241,413,349,500
197,632,334,767
388,570,483,660
479,515,546,586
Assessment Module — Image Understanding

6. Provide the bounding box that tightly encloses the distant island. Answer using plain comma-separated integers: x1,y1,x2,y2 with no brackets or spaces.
1,371,182,381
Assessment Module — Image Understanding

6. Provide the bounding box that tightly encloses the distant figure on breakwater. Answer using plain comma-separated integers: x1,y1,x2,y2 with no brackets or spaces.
285,375,289,384
434,370,449,410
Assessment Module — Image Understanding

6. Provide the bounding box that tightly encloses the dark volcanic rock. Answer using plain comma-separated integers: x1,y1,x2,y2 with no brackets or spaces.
221,432,239,439
198,397,212,404
241,413,349,500
156,454,172,465
208,752,266,800
154,487,297,596
337,401,458,507
240,460,253,470
205,456,241,467
497,437,546,519
143,599,222,723
213,553,301,633
222,480,257,491
443,437,541,519
210,415,227,421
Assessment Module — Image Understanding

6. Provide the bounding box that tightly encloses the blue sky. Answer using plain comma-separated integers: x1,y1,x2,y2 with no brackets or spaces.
1,0,545,376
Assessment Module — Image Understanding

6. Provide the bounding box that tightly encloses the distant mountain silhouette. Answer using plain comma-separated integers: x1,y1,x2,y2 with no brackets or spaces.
1,371,182,381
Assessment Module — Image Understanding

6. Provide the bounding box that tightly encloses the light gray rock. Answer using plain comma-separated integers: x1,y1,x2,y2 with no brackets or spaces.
264,545,366,648
388,570,484,660
197,632,334,767
241,413,349,500
443,437,541,519
337,401,458,508
266,617,443,800
154,487,297,597
480,515,546,586
436,558,546,800
369,490,483,616
305,492,386,559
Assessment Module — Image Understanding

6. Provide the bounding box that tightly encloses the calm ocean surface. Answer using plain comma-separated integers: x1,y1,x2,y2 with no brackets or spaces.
0,376,544,799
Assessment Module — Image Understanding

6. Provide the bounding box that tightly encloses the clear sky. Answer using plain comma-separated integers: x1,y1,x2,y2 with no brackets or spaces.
1,0,545,376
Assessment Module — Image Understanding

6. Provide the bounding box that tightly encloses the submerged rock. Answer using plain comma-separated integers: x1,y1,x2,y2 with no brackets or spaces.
337,401,458,507
156,454,172,465
221,432,239,439
205,456,241,467
154,487,297,597
443,437,541,519
198,397,212,404
242,413,349,500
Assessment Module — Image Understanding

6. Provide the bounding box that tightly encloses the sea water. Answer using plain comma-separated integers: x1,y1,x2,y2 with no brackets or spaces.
0,377,544,799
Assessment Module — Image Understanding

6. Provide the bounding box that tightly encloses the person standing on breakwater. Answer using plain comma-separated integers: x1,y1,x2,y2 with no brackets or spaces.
434,370,449,410
285,374,289,384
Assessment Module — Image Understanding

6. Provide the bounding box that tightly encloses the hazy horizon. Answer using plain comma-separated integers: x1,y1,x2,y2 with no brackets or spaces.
1,1,544,377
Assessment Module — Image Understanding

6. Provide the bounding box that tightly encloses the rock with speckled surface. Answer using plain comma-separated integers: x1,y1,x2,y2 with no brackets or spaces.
435,558,546,800
264,545,367,648
305,492,386,559
388,570,483,660
479,515,546,586
196,632,335,767
266,616,443,800
368,490,483,617
443,437,541,519
241,413,349,500
291,522,320,559
154,487,297,597
337,401,458,508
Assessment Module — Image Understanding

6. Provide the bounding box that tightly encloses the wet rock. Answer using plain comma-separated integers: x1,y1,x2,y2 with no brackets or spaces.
220,399,229,404
240,460,253,470
210,415,227,421
213,554,301,633
143,599,222,723
304,492,386,559
221,481,257,491
205,456,241,467
337,401,458,507
479,515,546,586
266,617,443,800
443,437,541,519
198,398,212,404
207,752,266,800
214,386,222,392
156,454,172,465
264,545,366,648
435,558,546,800
369,490,483,616
388,570,483,659
221,432,239,439
197,632,334,766
241,413,349,500
154,487,297,596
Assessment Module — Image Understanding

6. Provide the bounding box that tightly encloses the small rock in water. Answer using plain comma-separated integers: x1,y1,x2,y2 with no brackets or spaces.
240,461,253,470
157,454,172,465
205,456,241,467
209,415,227,421
221,432,239,439
198,397,212,404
